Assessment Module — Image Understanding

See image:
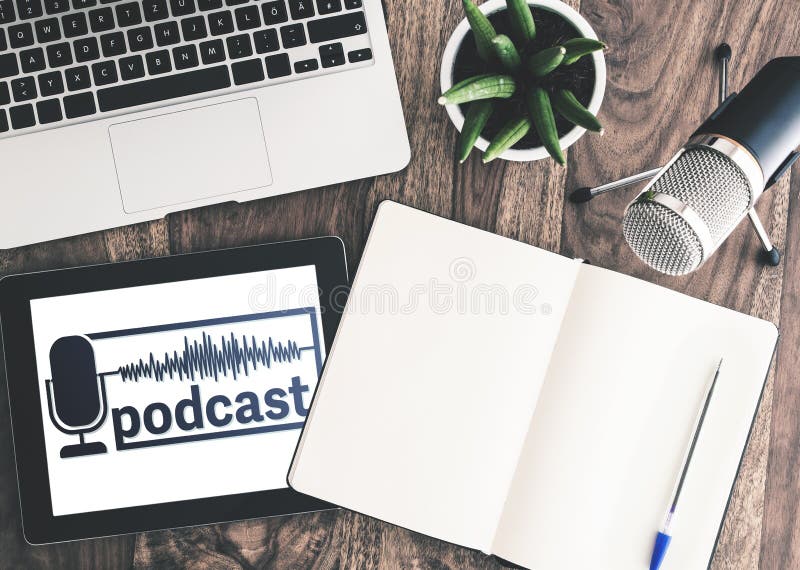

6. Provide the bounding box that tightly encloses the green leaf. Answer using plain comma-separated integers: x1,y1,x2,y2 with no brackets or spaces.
562,37,606,65
441,73,493,97
491,34,521,71
506,0,536,45
438,74,516,105
462,0,497,62
526,88,565,165
528,46,566,77
636,190,657,204
483,116,531,163
457,100,494,163
552,89,603,132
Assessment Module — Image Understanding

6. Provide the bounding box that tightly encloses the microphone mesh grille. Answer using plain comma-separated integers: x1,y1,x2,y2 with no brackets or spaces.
623,146,753,275
624,201,704,275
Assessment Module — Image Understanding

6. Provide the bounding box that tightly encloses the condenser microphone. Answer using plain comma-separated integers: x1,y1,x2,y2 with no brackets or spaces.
45,335,109,458
623,57,800,275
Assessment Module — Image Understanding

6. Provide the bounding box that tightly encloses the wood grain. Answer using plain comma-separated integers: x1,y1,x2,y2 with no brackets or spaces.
1,0,799,568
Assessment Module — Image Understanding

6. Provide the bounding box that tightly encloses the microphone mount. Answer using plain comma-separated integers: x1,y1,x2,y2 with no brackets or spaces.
570,43,794,267
45,372,112,458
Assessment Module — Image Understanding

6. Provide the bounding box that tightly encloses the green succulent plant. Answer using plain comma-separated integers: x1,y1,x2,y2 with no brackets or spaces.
439,0,606,164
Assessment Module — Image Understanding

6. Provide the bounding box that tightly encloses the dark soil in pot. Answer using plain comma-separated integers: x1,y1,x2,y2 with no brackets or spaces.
452,7,597,151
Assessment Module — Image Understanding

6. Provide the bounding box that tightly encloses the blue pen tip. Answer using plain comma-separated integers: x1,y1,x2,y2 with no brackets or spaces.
649,532,672,570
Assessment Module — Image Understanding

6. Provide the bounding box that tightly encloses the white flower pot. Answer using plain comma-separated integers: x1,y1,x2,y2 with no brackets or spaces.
440,0,607,162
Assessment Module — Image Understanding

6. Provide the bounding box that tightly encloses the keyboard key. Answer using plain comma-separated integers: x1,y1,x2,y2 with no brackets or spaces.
264,52,289,78
35,18,61,42
142,0,167,21
115,2,140,26
0,0,15,23
38,70,63,94
9,23,34,48
61,12,88,38
308,11,365,43
72,0,96,7
234,5,258,30
315,0,339,15
65,65,90,90
63,91,95,117
288,0,312,19
0,81,8,103
320,50,343,67
208,10,232,35
225,0,246,6
100,31,125,56
89,7,114,31
172,43,197,69
154,20,179,45
0,53,19,78
97,64,230,111
318,41,341,56
11,76,35,100
0,30,6,51
231,57,262,85
197,0,220,10
20,47,45,72
261,0,286,24
10,103,34,128
44,0,67,13
0,109,8,132
127,26,153,51
36,97,61,123
181,15,206,40
119,54,143,79
280,23,305,48
347,47,370,62
46,42,72,66
343,0,359,7
74,36,99,61
293,58,317,73
16,0,42,19
91,59,116,84
225,33,251,58
253,28,278,53
146,49,171,74
170,0,194,16
199,38,223,63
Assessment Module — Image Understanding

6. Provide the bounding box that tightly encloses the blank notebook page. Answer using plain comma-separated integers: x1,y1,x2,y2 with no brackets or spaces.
290,201,581,551
492,263,778,569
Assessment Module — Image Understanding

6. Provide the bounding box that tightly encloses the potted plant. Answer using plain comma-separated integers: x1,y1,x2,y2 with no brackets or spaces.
439,0,607,164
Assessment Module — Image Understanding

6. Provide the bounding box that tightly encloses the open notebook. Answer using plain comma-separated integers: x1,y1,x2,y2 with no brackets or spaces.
289,201,778,569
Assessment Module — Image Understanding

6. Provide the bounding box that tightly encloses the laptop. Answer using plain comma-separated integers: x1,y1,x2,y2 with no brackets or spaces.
0,0,409,248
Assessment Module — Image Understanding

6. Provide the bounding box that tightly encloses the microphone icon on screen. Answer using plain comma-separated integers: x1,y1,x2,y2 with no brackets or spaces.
45,336,110,458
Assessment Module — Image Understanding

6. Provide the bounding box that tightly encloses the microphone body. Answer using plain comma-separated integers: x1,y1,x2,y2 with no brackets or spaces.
46,335,109,457
623,57,800,275
50,335,103,426
696,57,800,184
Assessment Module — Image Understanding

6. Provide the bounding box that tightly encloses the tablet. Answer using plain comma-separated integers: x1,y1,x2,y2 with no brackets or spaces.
0,238,347,544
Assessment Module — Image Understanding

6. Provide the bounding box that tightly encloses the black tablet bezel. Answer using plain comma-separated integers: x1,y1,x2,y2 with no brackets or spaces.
0,238,347,544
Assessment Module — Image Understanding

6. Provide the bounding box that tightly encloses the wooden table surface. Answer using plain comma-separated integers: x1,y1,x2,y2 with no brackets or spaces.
2,0,800,568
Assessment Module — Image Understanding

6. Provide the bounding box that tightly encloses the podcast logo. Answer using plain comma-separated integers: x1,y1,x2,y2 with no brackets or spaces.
44,308,322,458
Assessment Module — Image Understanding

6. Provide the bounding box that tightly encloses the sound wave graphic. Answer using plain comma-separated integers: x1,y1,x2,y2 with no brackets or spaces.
117,332,312,382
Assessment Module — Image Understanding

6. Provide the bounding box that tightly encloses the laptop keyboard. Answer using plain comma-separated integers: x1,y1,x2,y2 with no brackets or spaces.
0,0,374,135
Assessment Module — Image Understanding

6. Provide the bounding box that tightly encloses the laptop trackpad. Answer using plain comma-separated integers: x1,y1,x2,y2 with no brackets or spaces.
109,99,272,213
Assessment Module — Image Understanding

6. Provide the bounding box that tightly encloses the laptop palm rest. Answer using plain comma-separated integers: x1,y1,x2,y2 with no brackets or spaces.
109,98,272,213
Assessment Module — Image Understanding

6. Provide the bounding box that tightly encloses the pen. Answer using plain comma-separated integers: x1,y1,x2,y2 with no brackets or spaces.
649,358,723,570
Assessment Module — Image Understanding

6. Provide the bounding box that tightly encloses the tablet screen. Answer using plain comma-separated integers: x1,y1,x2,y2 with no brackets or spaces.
29,265,325,517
